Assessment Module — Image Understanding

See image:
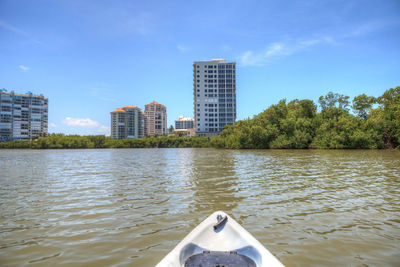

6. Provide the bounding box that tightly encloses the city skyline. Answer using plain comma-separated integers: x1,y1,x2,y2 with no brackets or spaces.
1,0,399,135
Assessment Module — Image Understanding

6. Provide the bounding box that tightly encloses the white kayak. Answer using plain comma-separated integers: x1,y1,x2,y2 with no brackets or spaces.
157,211,284,267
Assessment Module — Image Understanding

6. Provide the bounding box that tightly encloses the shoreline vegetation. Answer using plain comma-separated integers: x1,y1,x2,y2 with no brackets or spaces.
1,87,399,150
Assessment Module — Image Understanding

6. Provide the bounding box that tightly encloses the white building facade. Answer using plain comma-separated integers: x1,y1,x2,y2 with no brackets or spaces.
0,90,48,142
193,59,236,136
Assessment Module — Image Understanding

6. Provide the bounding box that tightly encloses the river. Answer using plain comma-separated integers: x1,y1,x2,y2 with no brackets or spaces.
0,148,399,266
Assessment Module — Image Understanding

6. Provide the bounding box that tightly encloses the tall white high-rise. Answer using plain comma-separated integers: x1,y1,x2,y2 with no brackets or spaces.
0,90,48,142
193,59,236,136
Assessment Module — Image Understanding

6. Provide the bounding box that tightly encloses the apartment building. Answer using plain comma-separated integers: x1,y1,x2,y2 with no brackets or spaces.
110,106,144,139
0,90,48,142
193,59,236,136
175,115,194,130
144,101,167,136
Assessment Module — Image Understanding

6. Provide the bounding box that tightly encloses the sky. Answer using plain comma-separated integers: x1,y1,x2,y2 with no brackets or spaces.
0,0,399,135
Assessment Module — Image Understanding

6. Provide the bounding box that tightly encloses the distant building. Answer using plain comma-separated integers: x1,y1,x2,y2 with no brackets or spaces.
110,106,144,139
193,59,236,136
175,116,194,130
0,90,48,142
172,128,196,137
144,101,167,136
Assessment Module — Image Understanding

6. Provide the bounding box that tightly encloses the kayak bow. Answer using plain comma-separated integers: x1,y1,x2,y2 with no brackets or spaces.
157,211,284,267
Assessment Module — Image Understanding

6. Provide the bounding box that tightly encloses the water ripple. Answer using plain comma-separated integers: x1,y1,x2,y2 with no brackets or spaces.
0,148,399,266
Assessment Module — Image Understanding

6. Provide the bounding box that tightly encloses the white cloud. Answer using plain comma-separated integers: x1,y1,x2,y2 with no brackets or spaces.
98,125,110,133
0,20,42,44
19,65,30,71
89,86,116,102
239,37,332,66
62,117,110,135
63,117,100,127
177,45,190,52
50,123,57,128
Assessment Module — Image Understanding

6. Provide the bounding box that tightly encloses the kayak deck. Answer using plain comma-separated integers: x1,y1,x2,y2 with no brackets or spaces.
157,211,284,267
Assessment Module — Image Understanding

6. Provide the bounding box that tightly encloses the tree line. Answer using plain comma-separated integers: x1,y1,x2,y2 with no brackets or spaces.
0,135,212,149
212,86,400,149
1,86,398,149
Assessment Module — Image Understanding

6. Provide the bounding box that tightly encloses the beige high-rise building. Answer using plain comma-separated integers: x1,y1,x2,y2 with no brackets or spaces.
110,106,144,139
144,101,167,136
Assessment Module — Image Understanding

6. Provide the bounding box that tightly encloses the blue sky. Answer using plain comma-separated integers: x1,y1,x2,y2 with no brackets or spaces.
1,0,399,135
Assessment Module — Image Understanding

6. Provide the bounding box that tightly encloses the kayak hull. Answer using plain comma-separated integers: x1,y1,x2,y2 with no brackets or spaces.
156,211,284,267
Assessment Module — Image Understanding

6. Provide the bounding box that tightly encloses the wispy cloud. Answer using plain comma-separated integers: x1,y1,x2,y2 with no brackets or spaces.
50,123,57,128
19,65,30,71
343,19,400,38
177,45,190,52
67,2,156,37
0,20,42,44
239,17,400,67
239,37,332,66
89,86,116,102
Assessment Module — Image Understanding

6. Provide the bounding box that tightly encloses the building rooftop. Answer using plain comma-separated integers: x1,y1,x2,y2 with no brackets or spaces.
145,101,166,108
177,115,194,121
0,90,47,99
194,59,235,64
111,105,141,113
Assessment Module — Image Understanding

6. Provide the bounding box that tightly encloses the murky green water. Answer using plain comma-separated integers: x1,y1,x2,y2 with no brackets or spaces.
0,148,399,266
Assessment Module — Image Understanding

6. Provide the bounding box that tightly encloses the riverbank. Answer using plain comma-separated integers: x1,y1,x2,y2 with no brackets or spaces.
0,135,212,149
1,87,399,150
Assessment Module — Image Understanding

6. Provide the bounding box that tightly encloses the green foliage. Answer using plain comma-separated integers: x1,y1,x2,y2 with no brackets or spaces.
216,87,399,149
1,87,399,150
0,134,212,149
352,94,376,119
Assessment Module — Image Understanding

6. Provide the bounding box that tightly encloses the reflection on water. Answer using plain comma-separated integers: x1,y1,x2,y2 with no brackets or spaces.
0,149,399,266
